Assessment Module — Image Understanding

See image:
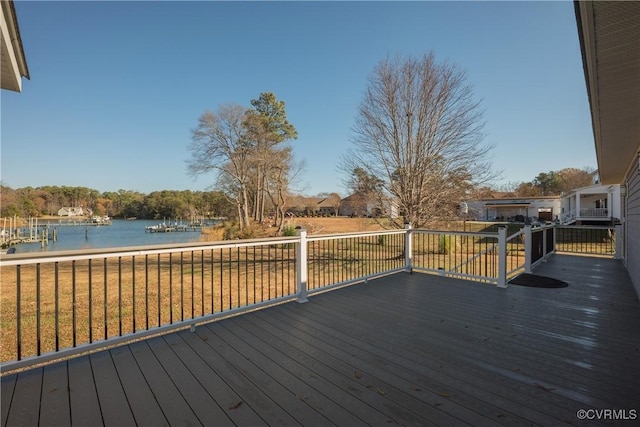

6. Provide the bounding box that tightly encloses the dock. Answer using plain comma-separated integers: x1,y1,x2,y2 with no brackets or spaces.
145,223,202,233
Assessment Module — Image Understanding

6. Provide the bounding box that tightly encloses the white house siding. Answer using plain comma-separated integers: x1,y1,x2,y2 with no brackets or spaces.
477,198,561,222
560,184,622,224
624,156,640,298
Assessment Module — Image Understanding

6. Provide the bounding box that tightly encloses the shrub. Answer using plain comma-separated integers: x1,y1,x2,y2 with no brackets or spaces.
282,224,297,237
438,235,453,254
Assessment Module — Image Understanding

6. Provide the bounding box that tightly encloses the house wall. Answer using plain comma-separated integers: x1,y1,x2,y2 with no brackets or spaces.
560,184,623,221
624,156,640,298
482,198,561,221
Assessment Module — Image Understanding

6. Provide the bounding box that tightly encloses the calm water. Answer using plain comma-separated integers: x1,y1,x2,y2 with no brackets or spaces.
13,220,208,253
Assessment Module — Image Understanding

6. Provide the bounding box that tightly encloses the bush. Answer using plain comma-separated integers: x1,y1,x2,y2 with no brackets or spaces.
282,224,297,237
438,235,452,254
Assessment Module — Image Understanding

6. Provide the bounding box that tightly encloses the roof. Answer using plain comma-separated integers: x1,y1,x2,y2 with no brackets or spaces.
1,0,30,92
575,1,640,184
484,202,531,207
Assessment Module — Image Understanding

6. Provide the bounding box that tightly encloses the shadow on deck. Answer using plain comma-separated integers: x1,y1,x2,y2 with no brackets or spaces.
2,254,639,426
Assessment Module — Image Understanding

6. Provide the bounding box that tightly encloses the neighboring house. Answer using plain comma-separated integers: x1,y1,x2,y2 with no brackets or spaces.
575,1,640,296
465,197,561,223
285,197,323,216
338,193,398,218
1,1,30,92
338,193,369,217
316,197,339,216
560,183,622,225
58,207,90,217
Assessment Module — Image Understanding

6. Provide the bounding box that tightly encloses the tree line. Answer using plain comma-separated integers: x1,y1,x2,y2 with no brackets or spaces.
483,168,595,199
0,185,237,220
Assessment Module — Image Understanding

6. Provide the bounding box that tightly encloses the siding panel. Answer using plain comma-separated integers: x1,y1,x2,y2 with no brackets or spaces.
625,155,640,297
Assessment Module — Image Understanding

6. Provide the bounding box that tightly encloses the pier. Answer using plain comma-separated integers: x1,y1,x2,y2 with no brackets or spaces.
144,223,203,233
145,217,224,233
1,217,57,250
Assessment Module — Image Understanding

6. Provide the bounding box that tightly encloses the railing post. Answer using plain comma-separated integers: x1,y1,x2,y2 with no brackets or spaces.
614,224,622,260
296,227,308,303
497,225,508,288
524,224,532,273
542,227,547,256
552,225,557,254
404,224,413,273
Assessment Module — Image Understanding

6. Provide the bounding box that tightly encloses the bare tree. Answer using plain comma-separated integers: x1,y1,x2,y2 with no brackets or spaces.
344,53,496,227
187,104,252,229
263,146,305,233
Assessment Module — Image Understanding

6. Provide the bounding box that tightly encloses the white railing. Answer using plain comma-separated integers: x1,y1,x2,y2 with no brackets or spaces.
0,229,413,371
555,225,617,256
409,228,507,286
579,207,609,218
0,223,621,371
561,210,576,224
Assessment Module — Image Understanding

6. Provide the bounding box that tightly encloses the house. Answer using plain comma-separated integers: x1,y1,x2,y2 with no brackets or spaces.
338,193,369,217
560,183,622,225
338,193,398,218
465,196,561,223
1,1,30,92
316,197,340,216
575,1,640,296
58,207,90,217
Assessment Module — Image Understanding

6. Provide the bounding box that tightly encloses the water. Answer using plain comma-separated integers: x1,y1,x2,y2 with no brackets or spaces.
13,220,208,253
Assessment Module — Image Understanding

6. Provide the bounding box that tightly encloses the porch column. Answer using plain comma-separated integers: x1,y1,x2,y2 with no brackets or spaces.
576,193,581,219
524,225,533,274
615,224,623,260
296,227,308,303
404,224,413,273
497,225,508,288
607,191,612,219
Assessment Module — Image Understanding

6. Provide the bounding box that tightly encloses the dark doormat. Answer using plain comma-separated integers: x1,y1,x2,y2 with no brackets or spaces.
509,273,568,288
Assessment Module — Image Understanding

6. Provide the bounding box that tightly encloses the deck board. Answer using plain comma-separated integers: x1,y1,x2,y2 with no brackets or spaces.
0,374,16,427
242,309,504,427
67,357,101,427
177,327,303,426
220,316,422,426
1,254,638,426
125,340,204,427
250,306,535,427
273,285,579,426
319,280,630,406
143,336,234,426
40,363,71,427
89,351,135,427
109,345,168,426
5,367,41,427
161,332,266,426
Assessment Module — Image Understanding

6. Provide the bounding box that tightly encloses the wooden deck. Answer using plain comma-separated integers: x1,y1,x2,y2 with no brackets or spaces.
2,254,639,426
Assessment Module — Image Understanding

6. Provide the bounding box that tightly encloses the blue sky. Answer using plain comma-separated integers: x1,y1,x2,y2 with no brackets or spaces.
1,0,595,196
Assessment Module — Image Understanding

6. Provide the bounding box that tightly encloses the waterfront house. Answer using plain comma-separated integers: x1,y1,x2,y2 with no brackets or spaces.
57,206,91,217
